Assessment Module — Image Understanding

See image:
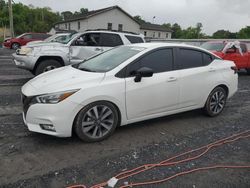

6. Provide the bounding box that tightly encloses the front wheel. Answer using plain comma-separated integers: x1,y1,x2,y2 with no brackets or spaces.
11,43,20,50
204,87,227,117
74,101,120,142
35,59,62,75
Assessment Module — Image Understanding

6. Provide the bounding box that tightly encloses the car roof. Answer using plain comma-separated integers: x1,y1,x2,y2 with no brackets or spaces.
128,42,221,58
78,30,143,37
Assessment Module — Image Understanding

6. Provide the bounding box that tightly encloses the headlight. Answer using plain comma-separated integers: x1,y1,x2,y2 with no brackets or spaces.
33,89,79,104
18,47,33,55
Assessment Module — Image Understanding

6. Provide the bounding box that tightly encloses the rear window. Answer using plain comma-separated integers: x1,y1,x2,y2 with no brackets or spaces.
125,35,144,44
178,49,203,69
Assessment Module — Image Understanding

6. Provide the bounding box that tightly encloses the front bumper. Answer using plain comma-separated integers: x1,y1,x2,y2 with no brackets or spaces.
22,95,82,137
12,53,37,71
3,41,11,48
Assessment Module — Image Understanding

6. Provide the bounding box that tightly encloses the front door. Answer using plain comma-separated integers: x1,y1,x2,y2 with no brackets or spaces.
125,48,180,120
69,33,103,64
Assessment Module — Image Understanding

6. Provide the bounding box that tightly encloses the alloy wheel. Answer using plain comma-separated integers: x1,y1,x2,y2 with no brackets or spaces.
43,65,57,72
209,90,226,114
81,105,114,139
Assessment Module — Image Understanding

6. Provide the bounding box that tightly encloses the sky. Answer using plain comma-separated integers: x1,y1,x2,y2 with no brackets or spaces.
14,0,250,35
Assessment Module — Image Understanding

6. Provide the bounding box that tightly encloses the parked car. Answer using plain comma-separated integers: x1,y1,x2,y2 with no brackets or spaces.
201,41,250,74
26,33,73,47
21,43,238,142
3,33,51,50
13,30,145,75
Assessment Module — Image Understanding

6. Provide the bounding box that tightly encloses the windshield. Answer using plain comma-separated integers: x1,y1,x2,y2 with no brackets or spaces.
63,33,78,44
16,33,25,38
44,35,58,42
75,46,145,72
201,42,225,52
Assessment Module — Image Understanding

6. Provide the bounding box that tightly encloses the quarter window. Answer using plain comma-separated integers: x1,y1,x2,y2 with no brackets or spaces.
178,49,203,69
125,35,144,44
203,53,213,66
127,49,173,76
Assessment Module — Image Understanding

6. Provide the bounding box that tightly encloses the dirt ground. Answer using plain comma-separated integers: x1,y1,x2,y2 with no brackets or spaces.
0,48,249,188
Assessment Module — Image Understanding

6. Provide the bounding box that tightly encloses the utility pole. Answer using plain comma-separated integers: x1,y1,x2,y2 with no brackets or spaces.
8,0,14,37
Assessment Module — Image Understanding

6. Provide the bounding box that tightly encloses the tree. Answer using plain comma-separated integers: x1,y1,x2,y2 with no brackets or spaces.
61,11,73,20
171,23,182,38
212,30,236,39
80,8,88,14
237,26,250,39
133,15,147,24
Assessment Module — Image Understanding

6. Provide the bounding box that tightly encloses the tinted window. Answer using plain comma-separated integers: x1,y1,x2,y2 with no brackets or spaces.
240,44,247,53
178,49,203,69
203,53,213,65
125,35,144,44
74,33,100,46
127,49,173,76
100,33,123,47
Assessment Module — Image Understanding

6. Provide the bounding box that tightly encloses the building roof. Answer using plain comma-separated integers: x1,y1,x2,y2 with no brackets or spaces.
140,23,172,32
55,6,140,25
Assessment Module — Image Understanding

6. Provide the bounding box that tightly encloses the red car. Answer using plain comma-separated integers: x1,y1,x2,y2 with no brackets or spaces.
201,41,250,74
3,33,51,50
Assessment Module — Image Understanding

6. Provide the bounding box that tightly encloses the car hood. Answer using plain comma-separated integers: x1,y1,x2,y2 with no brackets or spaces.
22,66,105,96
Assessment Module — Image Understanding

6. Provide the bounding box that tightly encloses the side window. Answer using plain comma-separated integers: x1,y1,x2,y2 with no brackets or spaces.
100,33,123,47
127,49,173,76
23,34,32,39
125,35,144,44
178,48,203,69
73,33,100,46
203,53,213,66
240,44,247,53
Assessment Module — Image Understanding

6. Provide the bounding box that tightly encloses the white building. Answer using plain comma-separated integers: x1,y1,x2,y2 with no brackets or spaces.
140,23,172,39
51,6,172,39
52,6,140,34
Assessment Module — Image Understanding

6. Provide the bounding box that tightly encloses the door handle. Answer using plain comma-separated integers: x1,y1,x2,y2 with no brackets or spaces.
167,77,177,82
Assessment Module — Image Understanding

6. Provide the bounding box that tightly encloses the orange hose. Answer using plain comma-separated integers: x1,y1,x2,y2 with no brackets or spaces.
67,130,249,188
119,165,250,188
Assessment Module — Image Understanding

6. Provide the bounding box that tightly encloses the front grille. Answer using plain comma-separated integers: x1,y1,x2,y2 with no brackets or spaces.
22,94,34,117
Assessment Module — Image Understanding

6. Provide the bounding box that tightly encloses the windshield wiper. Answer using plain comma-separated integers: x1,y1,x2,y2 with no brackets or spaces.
78,67,96,72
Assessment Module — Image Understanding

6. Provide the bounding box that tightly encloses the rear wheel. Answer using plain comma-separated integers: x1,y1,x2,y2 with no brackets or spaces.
204,87,227,117
74,101,119,142
35,59,62,75
11,43,20,50
246,68,250,75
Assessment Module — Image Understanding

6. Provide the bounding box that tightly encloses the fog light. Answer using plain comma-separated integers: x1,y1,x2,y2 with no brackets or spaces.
40,124,56,132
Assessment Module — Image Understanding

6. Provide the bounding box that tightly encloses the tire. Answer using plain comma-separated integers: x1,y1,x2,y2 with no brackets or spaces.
11,43,20,50
246,68,250,75
74,101,120,142
35,59,62,75
204,87,227,117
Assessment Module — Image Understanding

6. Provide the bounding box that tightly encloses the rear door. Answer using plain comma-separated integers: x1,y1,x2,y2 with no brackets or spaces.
99,33,124,51
176,48,216,108
69,33,102,64
125,48,180,120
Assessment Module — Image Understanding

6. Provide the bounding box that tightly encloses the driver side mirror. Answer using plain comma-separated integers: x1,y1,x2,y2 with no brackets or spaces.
134,67,153,82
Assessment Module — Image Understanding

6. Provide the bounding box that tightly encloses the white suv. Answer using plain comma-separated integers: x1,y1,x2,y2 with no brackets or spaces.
13,30,145,75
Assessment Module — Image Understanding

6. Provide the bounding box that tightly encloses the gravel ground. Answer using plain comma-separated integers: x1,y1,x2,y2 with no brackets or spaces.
0,48,249,188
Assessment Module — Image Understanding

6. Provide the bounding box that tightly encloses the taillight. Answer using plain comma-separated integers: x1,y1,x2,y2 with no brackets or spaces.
231,66,238,74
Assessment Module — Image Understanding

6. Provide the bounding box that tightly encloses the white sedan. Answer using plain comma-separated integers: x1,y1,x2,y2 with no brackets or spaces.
21,43,238,142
